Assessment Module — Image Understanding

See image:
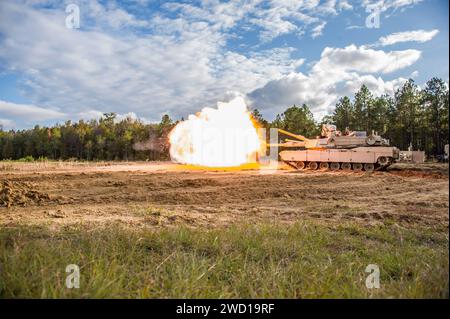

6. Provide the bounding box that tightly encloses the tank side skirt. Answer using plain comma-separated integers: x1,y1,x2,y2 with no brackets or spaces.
280,149,395,164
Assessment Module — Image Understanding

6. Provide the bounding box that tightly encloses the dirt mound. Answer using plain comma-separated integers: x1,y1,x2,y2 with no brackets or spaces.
388,169,448,179
0,180,51,208
387,163,449,179
180,178,221,187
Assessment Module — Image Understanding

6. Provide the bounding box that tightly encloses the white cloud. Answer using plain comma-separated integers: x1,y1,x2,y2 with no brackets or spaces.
342,74,408,97
248,44,420,119
338,0,353,10
83,0,150,29
376,29,439,46
162,0,255,31
115,111,151,124
345,25,365,30
0,118,16,130
0,100,66,121
159,0,352,42
250,16,299,42
315,45,421,74
362,0,423,12
248,0,346,41
311,22,326,38
76,110,105,121
0,1,310,125
0,102,153,129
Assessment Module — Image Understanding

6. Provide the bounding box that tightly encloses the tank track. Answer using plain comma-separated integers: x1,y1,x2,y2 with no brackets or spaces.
283,161,392,172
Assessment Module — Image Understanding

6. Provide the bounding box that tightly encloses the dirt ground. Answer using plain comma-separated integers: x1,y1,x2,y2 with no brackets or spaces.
0,161,448,229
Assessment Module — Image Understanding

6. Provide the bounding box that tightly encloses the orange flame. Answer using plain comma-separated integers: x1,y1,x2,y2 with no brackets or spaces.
169,97,261,167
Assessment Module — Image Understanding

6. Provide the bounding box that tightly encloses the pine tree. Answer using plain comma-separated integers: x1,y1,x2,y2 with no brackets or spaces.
332,96,354,130
353,85,373,131
423,77,449,155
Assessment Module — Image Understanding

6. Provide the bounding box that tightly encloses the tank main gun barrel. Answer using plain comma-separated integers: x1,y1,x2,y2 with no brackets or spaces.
276,129,310,142
267,141,306,148
265,128,310,148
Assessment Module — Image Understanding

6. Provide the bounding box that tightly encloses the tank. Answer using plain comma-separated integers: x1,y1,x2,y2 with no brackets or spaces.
277,124,399,172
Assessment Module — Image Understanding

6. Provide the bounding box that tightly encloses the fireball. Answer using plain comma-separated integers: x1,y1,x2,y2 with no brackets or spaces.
169,97,261,167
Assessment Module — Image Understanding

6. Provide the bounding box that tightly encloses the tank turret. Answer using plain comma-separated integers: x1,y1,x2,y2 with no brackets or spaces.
318,124,390,148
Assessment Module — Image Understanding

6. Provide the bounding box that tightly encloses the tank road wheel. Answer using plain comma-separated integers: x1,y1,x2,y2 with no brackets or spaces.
319,162,329,170
364,163,375,172
330,162,340,171
341,162,352,171
296,161,306,170
309,162,318,170
352,163,363,172
377,156,388,165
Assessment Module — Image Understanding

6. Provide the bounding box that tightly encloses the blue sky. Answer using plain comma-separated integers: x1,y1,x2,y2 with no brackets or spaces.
0,0,448,129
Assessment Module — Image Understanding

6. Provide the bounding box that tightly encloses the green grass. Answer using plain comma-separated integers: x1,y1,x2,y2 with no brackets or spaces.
1,156,48,162
0,221,448,298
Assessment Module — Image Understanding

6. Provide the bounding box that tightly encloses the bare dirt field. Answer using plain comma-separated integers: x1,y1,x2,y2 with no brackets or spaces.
1,161,448,229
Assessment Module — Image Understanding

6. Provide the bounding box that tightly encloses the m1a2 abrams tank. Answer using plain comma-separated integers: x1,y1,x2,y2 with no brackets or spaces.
277,124,399,172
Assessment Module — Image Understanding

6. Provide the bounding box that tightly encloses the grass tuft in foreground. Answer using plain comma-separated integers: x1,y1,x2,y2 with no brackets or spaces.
0,221,448,298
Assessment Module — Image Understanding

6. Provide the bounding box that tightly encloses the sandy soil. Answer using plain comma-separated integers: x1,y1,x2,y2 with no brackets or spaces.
1,161,448,229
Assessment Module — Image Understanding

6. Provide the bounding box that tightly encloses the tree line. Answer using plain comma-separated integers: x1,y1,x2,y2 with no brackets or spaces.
0,113,175,161
254,77,449,157
0,77,448,161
